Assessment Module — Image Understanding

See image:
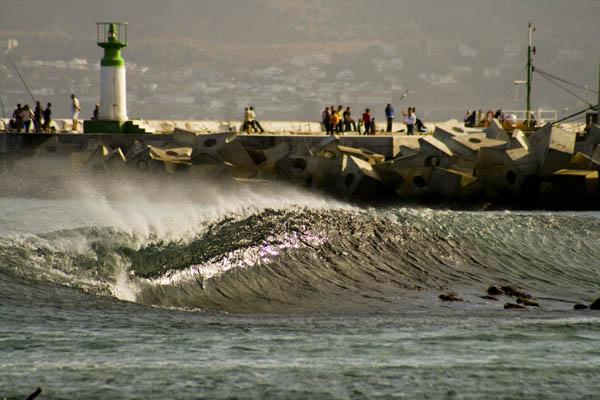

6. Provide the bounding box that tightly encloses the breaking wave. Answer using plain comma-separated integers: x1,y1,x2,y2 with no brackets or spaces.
2,190,600,313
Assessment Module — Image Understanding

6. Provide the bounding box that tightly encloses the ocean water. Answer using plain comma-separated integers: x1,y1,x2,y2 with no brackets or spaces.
1,177,600,399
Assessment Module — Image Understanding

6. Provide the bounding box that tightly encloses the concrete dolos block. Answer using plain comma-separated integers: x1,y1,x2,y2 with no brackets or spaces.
484,119,511,142
417,135,454,170
505,147,541,176
127,144,160,173
539,126,576,177
570,152,600,171
335,155,383,198
336,146,386,165
509,129,529,152
433,120,504,160
175,130,259,178
217,140,260,179
433,120,483,139
274,154,339,188
175,130,237,162
148,145,193,174
475,147,524,197
259,143,290,175
392,167,433,199
72,145,127,172
148,145,193,164
450,133,507,156
574,124,600,157
429,167,480,198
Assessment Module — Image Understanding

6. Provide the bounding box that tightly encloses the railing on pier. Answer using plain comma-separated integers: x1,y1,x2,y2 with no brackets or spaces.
503,109,558,126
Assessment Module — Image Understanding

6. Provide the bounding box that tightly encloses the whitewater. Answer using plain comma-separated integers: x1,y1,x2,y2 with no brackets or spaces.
1,173,600,399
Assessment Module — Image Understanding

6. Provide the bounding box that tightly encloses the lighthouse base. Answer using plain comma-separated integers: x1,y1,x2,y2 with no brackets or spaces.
84,120,155,135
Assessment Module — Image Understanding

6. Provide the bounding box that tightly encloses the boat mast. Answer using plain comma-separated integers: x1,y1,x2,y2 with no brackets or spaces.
526,22,535,127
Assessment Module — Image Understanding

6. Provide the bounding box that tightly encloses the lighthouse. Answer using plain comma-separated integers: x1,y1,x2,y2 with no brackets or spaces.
85,23,151,134
98,22,128,121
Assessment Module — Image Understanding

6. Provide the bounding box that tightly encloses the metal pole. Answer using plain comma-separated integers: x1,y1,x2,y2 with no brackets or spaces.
526,22,533,127
5,53,36,105
0,95,6,119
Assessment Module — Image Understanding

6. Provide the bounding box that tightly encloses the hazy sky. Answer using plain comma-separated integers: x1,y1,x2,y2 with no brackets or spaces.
1,0,598,120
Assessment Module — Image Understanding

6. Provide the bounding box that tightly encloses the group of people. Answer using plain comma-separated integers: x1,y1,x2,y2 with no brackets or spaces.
9,101,52,133
322,104,426,135
401,106,427,135
321,106,382,135
8,94,82,133
242,106,265,133
464,109,506,128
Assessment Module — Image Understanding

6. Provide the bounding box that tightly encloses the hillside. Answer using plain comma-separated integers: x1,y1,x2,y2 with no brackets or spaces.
0,0,598,120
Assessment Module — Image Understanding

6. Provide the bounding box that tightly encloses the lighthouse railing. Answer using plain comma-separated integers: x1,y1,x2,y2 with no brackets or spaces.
97,22,127,46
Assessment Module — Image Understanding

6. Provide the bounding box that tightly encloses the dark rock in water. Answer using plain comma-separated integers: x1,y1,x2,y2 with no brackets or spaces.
516,297,540,307
481,295,498,301
504,303,526,310
501,285,532,299
590,298,600,310
487,286,503,296
574,304,589,310
439,293,463,302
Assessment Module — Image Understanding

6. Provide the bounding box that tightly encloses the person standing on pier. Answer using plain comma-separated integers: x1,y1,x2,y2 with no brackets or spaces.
485,110,494,128
385,103,395,133
336,106,344,132
330,107,341,134
42,103,52,133
249,107,265,133
329,105,337,133
343,107,356,132
242,107,251,133
362,109,372,135
12,104,23,132
464,110,476,127
404,107,415,135
20,105,34,133
92,104,99,120
34,101,42,133
322,106,331,134
71,94,81,131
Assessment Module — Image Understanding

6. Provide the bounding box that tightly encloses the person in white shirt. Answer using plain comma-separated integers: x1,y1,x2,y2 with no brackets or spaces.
249,106,265,133
242,107,252,133
404,107,415,135
71,94,81,131
20,104,34,133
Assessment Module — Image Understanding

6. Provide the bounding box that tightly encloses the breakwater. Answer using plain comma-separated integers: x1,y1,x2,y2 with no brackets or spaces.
1,118,598,209
0,117,585,135
0,118,437,135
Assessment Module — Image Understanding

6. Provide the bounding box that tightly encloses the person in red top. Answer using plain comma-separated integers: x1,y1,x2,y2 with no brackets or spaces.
362,109,372,135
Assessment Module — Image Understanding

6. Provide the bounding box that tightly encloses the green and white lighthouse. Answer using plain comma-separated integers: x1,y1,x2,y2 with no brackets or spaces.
86,22,155,134
98,22,128,121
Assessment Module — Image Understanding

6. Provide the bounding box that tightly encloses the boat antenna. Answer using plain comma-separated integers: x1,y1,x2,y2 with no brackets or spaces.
526,22,536,128
4,51,36,105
